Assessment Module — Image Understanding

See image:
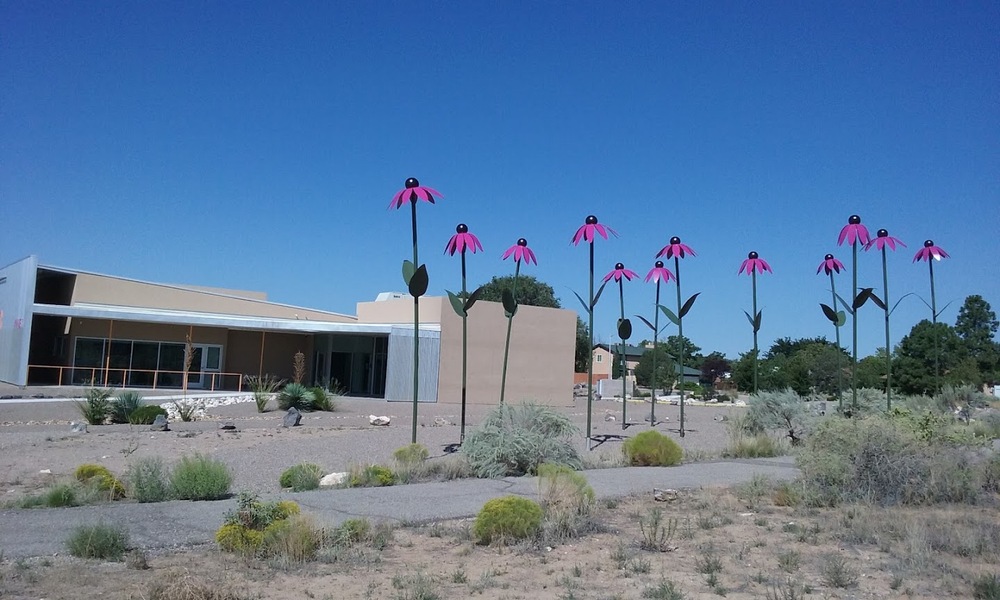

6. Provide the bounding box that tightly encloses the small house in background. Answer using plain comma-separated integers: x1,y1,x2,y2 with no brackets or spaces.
588,343,701,389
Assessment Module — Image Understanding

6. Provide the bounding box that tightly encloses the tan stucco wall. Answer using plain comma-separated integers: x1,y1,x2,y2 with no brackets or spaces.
71,273,356,322
592,348,614,377
69,320,228,346
356,297,444,325
226,329,313,382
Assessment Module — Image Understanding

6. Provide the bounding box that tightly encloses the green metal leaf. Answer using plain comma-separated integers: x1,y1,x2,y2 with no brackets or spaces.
753,310,762,333
592,281,609,309
446,290,466,317
836,311,847,327
464,286,484,313
572,290,592,315
402,260,416,286
820,303,838,324
834,293,855,316
408,264,429,298
502,289,518,317
618,318,632,341
658,304,680,326
853,287,873,310
889,292,917,316
678,292,700,319
636,315,656,331
870,291,887,311
744,310,755,328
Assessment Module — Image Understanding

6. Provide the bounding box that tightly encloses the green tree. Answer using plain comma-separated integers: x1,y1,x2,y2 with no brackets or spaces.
574,318,590,373
732,351,790,393
634,345,675,390
856,351,887,389
664,335,701,365
699,352,731,392
477,274,560,308
894,320,972,395
954,295,1000,384
765,336,837,359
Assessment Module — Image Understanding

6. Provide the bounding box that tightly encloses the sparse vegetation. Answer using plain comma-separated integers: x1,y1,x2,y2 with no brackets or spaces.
76,388,112,425
171,454,232,500
309,386,337,411
126,456,172,502
245,374,283,413
127,404,168,425
66,522,129,560
624,430,683,466
109,390,144,424
348,464,396,487
279,463,323,492
461,402,581,477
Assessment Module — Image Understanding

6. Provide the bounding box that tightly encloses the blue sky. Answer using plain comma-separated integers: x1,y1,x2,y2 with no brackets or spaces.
3,1,998,359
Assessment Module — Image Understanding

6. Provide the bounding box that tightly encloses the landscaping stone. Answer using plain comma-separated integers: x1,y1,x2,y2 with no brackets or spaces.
218,422,237,431
319,472,348,487
283,408,301,427
369,415,390,426
150,415,169,431
70,422,87,433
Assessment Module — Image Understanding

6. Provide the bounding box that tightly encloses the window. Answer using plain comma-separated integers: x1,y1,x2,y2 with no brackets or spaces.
596,354,603,362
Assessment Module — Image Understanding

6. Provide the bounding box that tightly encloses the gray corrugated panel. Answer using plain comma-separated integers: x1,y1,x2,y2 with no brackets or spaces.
385,325,440,402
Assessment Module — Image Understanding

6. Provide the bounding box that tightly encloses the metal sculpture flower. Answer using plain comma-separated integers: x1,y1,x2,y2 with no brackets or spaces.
817,253,848,409
391,177,440,444
739,251,771,394
604,262,635,428
637,261,675,426
913,239,950,391
444,224,485,445
571,215,617,443
864,229,906,410
837,214,872,412
657,237,700,437
498,238,536,406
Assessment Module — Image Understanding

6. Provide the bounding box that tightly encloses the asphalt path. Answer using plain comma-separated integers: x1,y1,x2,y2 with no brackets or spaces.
0,457,798,559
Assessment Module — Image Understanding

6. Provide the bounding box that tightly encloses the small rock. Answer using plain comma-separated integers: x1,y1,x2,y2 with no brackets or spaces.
177,431,198,439
283,408,302,428
319,472,348,487
150,415,169,431
653,488,679,502
433,417,450,427
218,422,237,431
70,422,87,433
369,415,390,426
39,469,51,474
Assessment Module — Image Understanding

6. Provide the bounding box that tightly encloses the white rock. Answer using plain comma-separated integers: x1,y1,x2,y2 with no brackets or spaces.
39,469,51,474
319,472,348,487
369,415,391,426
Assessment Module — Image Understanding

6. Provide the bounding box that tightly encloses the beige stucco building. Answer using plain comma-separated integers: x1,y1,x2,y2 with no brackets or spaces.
0,256,574,406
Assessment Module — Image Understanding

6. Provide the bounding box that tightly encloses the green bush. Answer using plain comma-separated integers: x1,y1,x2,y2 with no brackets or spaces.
973,573,1000,600
76,388,112,425
538,464,596,541
126,456,172,503
109,391,144,424
277,383,315,411
66,522,129,560
170,454,232,500
128,404,168,425
394,443,430,466
245,374,282,413
310,386,337,411
279,463,323,492
44,483,79,507
336,518,372,544
74,463,125,499
462,403,582,478
624,430,683,466
473,495,543,544
217,493,304,556
348,464,395,487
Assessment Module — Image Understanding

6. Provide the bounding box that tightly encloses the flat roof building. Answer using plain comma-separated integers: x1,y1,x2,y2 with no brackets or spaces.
0,256,575,406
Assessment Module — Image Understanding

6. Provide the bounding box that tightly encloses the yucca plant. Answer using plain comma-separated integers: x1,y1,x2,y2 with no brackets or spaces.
277,383,315,411
109,391,144,424
77,388,113,425
245,374,283,413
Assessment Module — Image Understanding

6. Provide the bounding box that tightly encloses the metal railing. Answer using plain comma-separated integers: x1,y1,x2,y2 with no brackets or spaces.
26,365,246,392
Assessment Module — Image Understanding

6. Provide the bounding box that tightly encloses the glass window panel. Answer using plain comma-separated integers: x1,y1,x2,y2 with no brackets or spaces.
106,340,131,386
72,338,105,385
158,343,185,388
129,342,159,387
205,346,221,370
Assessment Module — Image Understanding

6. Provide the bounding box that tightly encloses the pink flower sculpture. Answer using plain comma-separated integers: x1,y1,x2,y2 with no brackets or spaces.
645,261,676,283
913,239,949,262
603,263,639,283
739,251,772,275
816,254,845,275
572,215,618,245
445,223,483,256
837,214,871,247
502,238,537,265
656,236,697,259
389,178,443,209
865,229,906,252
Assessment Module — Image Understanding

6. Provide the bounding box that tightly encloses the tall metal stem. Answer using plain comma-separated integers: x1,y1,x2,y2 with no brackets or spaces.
830,272,843,411
851,241,858,412
410,199,420,444
650,281,660,426
499,261,521,406
619,279,627,429
460,251,468,442
881,247,892,411
586,243,595,438
752,269,759,394
674,256,686,437
930,259,940,391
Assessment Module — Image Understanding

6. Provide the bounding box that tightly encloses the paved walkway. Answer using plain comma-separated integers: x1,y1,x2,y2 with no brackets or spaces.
0,457,797,559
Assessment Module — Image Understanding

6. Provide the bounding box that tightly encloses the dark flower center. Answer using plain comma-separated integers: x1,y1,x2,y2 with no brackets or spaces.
849,215,861,224
924,240,934,247
517,238,527,247
615,262,624,270
456,223,468,234
748,251,758,259
825,254,833,260
670,236,680,245
405,178,420,188
877,229,888,237
655,260,664,268
586,215,598,225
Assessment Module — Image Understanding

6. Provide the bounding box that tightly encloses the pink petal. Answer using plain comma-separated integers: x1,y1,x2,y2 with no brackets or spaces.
857,225,871,245
760,259,773,273
572,226,586,245
838,225,850,246
603,271,614,283
502,246,516,260
424,187,443,199
525,247,537,265
738,260,749,275
594,224,609,240
655,245,668,259
645,270,655,283
471,235,483,253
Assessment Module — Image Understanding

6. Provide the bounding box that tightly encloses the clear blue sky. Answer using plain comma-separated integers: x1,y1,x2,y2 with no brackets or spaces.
3,2,998,359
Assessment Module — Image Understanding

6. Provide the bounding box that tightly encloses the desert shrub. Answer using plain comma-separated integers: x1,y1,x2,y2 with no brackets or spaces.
746,389,814,445
624,430,683,466
798,415,985,506
128,404,168,425
394,443,430,466
44,483,79,507
217,493,305,557
74,463,125,499
310,386,337,411
245,374,282,413
261,514,321,562
173,400,200,422
76,388,112,425
126,457,172,503
279,463,323,492
171,454,232,500
215,523,265,554
336,518,372,544
973,573,1000,600
972,412,1000,440
538,464,597,541
66,522,129,560
936,384,993,412
462,402,582,478
722,413,786,458
473,495,543,544
348,464,395,487
109,391,144,424
277,383,315,411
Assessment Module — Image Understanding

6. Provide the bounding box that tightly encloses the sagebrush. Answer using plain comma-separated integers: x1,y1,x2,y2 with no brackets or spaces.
462,403,581,478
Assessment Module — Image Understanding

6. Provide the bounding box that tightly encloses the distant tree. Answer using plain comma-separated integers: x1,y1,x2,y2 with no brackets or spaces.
477,275,560,309
634,346,675,391
954,295,1000,384
765,336,836,360
575,318,591,373
732,351,790,393
699,352,731,392
664,335,701,366
894,320,972,395
856,351,888,390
